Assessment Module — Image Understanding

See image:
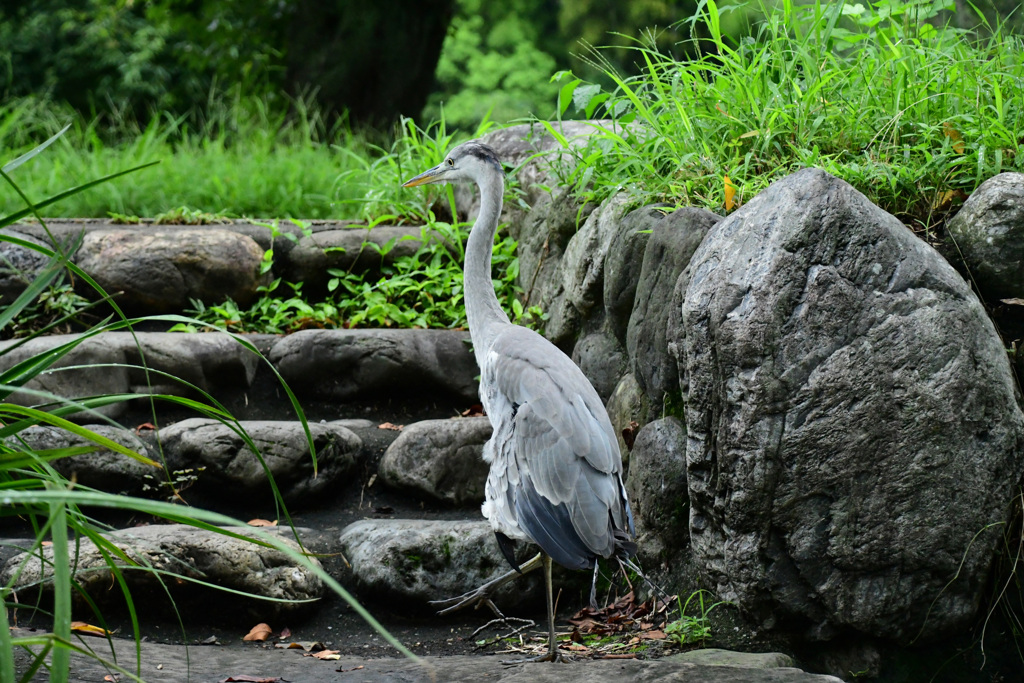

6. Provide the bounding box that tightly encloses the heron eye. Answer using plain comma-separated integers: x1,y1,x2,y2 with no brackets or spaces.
446,158,454,167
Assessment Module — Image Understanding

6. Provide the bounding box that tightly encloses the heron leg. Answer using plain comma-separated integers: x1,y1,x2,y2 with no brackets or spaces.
429,552,544,616
502,554,566,664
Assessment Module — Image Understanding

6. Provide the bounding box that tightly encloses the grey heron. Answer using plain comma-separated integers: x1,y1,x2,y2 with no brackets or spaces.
403,141,636,663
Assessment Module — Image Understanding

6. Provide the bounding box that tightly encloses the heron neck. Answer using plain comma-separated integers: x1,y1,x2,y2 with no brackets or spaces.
464,169,510,366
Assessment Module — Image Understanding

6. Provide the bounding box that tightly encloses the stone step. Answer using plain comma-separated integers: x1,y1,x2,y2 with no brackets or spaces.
10,630,842,682
0,328,478,420
3,219,437,313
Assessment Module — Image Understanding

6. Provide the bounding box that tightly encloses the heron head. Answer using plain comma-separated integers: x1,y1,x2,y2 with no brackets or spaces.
402,141,503,188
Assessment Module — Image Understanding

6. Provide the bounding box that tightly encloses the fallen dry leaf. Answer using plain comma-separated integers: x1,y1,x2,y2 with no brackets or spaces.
275,641,323,652
247,518,278,527
70,621,113,637
134,422,156,435
1000,298,1024,306
460,404,485,417
308,649,341,660
104,675,120,682
278,627,292,640
377,422,403,431
242,623,273,642
621,420,640,451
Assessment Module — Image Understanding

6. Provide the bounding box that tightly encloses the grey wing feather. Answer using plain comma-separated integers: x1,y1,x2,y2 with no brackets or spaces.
481,326,634,570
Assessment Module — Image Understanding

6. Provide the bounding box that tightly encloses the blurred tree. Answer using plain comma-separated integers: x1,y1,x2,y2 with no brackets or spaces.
1,0,454,127
285,0,455,126
0,0,176,115
423,0,562,129
558,0,698,75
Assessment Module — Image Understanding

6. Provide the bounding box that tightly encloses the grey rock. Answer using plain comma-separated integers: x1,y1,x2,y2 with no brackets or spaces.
627,207,719,408
158,418,361,503
0,332,261,415
269,329,478,403
516,185,594,321
284,225,430,290
11,633,844,682
603,206,660,343
0,229,52,305
328,418,376,430
74,228,266,313
378,417,491,506
946,172,1024,299
0,334,131,418
669,648,795,669
544,194,630,345
682,168,1024,642
13,424,160,495
339,519,542,607
572,331,628,402
1,524,324,612
605,372,649,466
468,121,613,233
121,331,261,396
625,417,689,550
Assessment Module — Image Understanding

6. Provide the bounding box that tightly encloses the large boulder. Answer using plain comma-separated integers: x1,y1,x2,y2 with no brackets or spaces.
378,417,491,506
469,121,610,232
514,185,595,322
625,417,689,553
158,418,361,504
627,207,719,409
74,228,266,313
1,524,323,615
542,194,630,346
946,172,1024,300
571,331,628,402
605,372,649,465
338,519,542,608
681,168,1024,643
603,206,659,343
269,329,478,403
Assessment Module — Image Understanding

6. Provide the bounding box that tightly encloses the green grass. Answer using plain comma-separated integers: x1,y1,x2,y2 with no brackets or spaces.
551,0,1024,238
0,95,400,220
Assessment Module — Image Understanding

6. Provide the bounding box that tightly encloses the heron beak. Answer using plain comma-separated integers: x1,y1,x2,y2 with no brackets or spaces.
402,164,448,188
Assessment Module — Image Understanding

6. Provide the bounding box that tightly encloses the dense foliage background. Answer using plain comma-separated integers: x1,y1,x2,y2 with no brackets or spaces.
2,0,1021,131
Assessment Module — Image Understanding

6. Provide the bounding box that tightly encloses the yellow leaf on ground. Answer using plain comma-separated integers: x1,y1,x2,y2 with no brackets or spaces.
242,623,273,642
309,649,342,660
70,621,113,637
246,519,278,527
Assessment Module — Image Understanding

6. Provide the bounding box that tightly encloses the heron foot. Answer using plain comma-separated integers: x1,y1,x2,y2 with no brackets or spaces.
501,648,567,664
429,552,544,617
429,590,504,617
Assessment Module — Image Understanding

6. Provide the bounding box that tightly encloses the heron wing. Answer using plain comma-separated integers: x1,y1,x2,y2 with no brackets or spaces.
482,325,633,570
